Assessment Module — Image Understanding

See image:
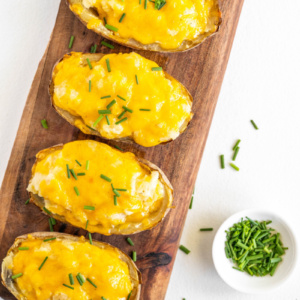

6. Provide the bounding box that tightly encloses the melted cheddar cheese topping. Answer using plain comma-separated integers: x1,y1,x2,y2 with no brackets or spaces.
27,140,166,235
71,0,219,50
10,236,133,299
52,52,192,147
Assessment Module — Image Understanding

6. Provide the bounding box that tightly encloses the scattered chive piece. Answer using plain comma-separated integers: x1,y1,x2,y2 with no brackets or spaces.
74,186,80,196
119,13,126,22
179,245,190,254
70,169,78,180
200,228,213,231
63,283,74,290
135,74,139,84
101,41,114,49
68,35,75,49
90,44,97,53
233,139,241,151
114,145,123,151
122,106,133,113
189,196,194,209
101,95,111,99
100,174,112,182
117,95,126,101
103,17,107,25
229,163,239,171
89,233,93,244
126,237,134,246
144,0,147,9
85,220,89,229
116,188,127,192
220,155,225,169
98,109,111,114
93,115,104,127
86,160,90,170
75,160,82,166
106,58,111,72
113,189,121,197
38,256,48,270
132,251,137,262
89,80,92,92
11,273,23,280
139,0,141,4
139,108,151,111
49,219,54,232
50,217,56,225
43,237,56,242
118,110,127,119
232,147,240,161
251,120,259,130
106,99,116,109
114,195,118,206
87,278,97,288
76,274,83,286
102,297,107,300
66,164,71,178
78,273,85,284
115,117,127,125
43,207,51,215
18,247,29,250
105,115,110,125
41,119,48,129
86,58,93,70
86,125,96,131
151,67,162,71
77,172,86,176
25,199,30,205
84,206,95,210
127,290,132,300
105,24,119,32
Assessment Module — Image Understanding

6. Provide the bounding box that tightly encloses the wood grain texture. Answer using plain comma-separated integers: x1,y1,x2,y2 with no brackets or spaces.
0,0,244,299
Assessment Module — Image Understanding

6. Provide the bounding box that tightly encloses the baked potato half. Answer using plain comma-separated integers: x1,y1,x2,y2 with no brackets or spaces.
67,0,221,52
50,52,193,147
27,140,173,236
1,232,141,300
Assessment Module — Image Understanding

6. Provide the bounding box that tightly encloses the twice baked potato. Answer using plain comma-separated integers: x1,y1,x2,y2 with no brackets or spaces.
67,0,221,52
27,140,173,235
50,52,193,147
1,232,141,299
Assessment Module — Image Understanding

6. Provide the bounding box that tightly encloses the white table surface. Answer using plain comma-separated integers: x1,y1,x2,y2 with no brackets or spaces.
1,1,299,299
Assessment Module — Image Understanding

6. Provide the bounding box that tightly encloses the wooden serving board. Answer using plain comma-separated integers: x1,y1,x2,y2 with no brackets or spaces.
0,1,244,299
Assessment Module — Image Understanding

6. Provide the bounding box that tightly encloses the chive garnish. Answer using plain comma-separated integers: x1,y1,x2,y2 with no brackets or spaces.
103,17,107,25
89,80,92,92
93,115,104,127
101,41,114,49
232,139,241,151
127,290,132,300
84,206,95,210
119,13,126,23
75,160,82,166
105,24,119,32
85,220,89,229
38,256,48,270
86,58,93,70
25,199,30,205
66,164,71,178
11,273,23,280
126,237,134,246
135,74,139,84
105,115,110,125
78,273,85,284
122,106,133,113
86,160,90,170
220,154,225,169
41,119,48,129
106,58,111,72
87,278,97,288
251,120,259,130
77,172,86,176
114,196,118,206
43,207,51,215
74,186,80,196
49,219,54,232
117,95,126,101
151,67,162,71
132,251,137,262
100,174,112,182
43,237,56,242
115,188,127,191
189,196,194,209
144,0,147,9
18,247,29,250
50,217,56,225
115,117,127,125
114,145,123,151
98,110,111,114
139,108,151,111
70,169,78,180
63,283,74,290
68,35,75,49
118,110,127,119
89,233,93,244
229,163,239,171
106,99,116,109
76,274,83,286
113,188,120,196
102,297,107,300
86,125,96,131
90,44,97,53
200,228,213,231
101,95,111,99
179,245,190,254
232,147,240,161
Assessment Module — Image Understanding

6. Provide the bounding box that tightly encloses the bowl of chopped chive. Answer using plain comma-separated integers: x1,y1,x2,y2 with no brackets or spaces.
212,209,297,294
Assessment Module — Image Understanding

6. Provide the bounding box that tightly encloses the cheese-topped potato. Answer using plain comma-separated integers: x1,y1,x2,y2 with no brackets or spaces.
50,52,193,147
1,233,141,300
67,0,221,52
27,140,173,235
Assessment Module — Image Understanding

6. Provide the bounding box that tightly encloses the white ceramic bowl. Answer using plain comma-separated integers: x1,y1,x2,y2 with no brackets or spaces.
212,209,297,294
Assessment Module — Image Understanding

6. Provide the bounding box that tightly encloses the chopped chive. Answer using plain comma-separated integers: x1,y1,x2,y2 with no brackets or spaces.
113,189,121,197
117,95,126,101
106,58,111,72
106,99,116,109
139,108,151,111
101,95,111,99
50,217,56,225
90,44,97,53
101,41,114,49
86,58,93,70
229,163,239,171
114,145,123,151
119,13,126,22
18,247,29,250
78,273,85,284
132,251,137,262
43,207,51,215
49,218,54,232
151,67,162,71
189,196,193,209
100,174,112,182
105,115,110,125
86,160,90,170
122,106,133,113
89,80,92,92
251,120,259,130
105,24,119,32
103,17,107,25
75,160,82,166
77,172,86,176
127,290,132,300
85,220,89,229
118,110,127,119
114,195,118,206
98,110,111,114
66,164,71,178
179,245,190,254
232,147,240,161
41,119,48,129
89,232,93,244
87,278,97,288
200,228,213,231
68,35,75,49
63,283,74,290
93,115,104,127
74,186,80,196
38,256,48,270
86,125,96,131
76,274,83,286
144,0,147,9
102,297,107,300
115,188,127,191
70,169,78,180
115,117,127,125
84,205,95,210
135,74,139,84
126,237,134,246
25,199,30,205
233,139,241,151
139,0,141,4
11,273,23,280
220,155,225,169
43,237,56,242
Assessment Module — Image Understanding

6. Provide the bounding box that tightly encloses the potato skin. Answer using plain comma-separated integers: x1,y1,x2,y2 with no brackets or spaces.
28,142,173,235
66,0,222,53
1,232,142,300
49,52,194,147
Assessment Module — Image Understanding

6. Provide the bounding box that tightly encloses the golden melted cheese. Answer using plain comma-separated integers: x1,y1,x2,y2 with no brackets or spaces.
52,52,192,147
10,236,132,299
71,0,219,50
27,140,165,235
